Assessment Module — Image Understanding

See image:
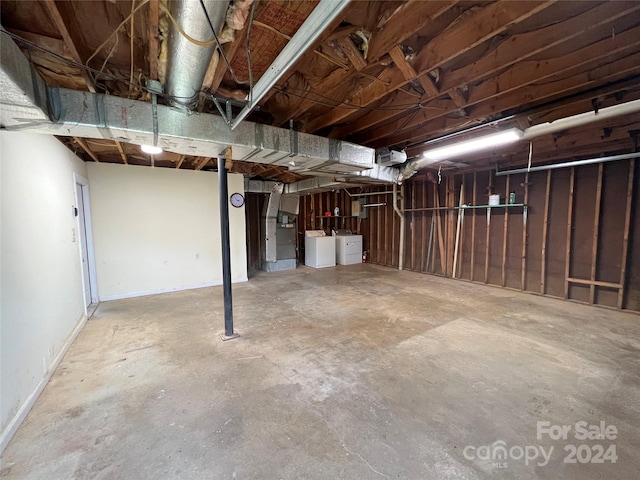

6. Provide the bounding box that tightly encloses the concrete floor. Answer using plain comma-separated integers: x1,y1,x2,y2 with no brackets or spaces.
2,264,640,479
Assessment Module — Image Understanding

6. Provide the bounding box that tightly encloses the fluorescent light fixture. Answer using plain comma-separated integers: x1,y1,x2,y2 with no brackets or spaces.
422,128,522,161
141,144,163,155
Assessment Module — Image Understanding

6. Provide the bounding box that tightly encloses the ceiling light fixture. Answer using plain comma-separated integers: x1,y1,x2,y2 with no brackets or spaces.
422,128,523,161
141,144,163,155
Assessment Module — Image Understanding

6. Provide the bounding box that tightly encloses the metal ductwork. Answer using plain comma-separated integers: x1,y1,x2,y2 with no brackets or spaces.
0,33,376,177
165,0,227,108
244,179,280,194
261,182,284,263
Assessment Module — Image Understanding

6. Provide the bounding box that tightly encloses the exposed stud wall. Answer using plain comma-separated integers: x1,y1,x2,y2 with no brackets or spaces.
296,159,640,312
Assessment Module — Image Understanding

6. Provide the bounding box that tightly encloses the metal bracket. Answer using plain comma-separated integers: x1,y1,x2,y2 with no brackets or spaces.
147,79,163,148
219,332,240,342
210,95,255,126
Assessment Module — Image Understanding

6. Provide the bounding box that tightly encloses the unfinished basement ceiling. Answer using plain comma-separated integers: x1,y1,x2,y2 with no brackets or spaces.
1,0,640,182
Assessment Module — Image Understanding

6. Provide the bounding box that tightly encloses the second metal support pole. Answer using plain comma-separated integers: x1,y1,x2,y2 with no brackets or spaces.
218,158,235,338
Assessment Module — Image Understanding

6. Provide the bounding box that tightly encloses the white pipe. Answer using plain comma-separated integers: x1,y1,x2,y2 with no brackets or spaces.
495,152,638,176
393,183,405,271
398,99,640,182
522,99,640,140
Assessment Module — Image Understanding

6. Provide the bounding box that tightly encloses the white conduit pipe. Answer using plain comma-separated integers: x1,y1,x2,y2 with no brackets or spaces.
399,99,640,182
393,182,405,270
522,99,640,140
495,152,638,176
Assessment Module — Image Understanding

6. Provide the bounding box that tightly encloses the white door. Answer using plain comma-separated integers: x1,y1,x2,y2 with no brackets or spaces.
76,182,92,306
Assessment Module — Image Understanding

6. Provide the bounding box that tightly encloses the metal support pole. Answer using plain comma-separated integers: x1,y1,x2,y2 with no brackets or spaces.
218,159,236,339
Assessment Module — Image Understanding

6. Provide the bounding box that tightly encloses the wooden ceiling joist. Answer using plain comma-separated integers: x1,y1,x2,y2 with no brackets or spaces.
42,0,96,93
114,141,128,164
336,37,367,71
73,137,100,163
270,1,460,126
148,0,159,80
338,1,640,141
305,0,556,133
195,157,211,171
369,35,640,148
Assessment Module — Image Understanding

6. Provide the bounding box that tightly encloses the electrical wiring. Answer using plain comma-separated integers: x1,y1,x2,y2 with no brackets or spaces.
3,26,436,127
1,29,180,101
272,84,435,112
85,0,150,72
129,0,136,98
198,0,248,86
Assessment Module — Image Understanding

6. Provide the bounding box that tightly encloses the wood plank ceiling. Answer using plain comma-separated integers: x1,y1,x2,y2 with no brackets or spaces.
2,0,639,182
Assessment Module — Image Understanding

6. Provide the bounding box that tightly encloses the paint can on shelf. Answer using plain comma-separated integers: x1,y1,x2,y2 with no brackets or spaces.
488,194,500,206
509,191,516,204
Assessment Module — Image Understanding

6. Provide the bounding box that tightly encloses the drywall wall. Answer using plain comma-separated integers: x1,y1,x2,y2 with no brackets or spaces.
86,163,247,300
1,131,88,452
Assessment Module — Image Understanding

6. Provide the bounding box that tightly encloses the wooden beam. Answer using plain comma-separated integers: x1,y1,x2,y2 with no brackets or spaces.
148,0,159,80
378,51,640,149
42,0,96,93
448,88,467,108
324,25,362,44
388,46,419,82
589,163,604,304
445,176,456,276
388,46,443,102
366,1,457,62
115,141,128,164
306,1,554,132
225,146,233,171
501,175,510,287
273,1,457,125
176,155,186,169
484,205,491,284
410,180,416,270
362,29,640,146
74,137,100,162
195,157,211,171
564,168,575,299
336,37,367,71
618,158,636,308
421,180,428,272
440,1,640,92
435,185,446,274
356,20,640,145
470,172,477,281
567,278,622,289
521,172,529,291
541,170,551,294
5,28,71,58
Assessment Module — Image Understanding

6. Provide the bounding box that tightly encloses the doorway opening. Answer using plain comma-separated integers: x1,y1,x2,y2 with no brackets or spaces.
73,173,98,316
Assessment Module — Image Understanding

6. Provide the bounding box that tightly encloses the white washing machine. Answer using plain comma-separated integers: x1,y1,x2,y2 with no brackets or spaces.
335,235,363,265
305,230,336,268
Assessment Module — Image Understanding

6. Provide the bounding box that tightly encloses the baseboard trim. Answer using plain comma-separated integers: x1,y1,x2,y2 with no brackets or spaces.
99,278,249,302
0,311,88,455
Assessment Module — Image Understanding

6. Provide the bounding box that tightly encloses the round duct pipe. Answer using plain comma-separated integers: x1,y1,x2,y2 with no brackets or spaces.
165,0,227,109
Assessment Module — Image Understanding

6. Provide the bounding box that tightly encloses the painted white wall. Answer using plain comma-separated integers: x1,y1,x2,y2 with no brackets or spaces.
1,131,88,452
86,163,247,300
